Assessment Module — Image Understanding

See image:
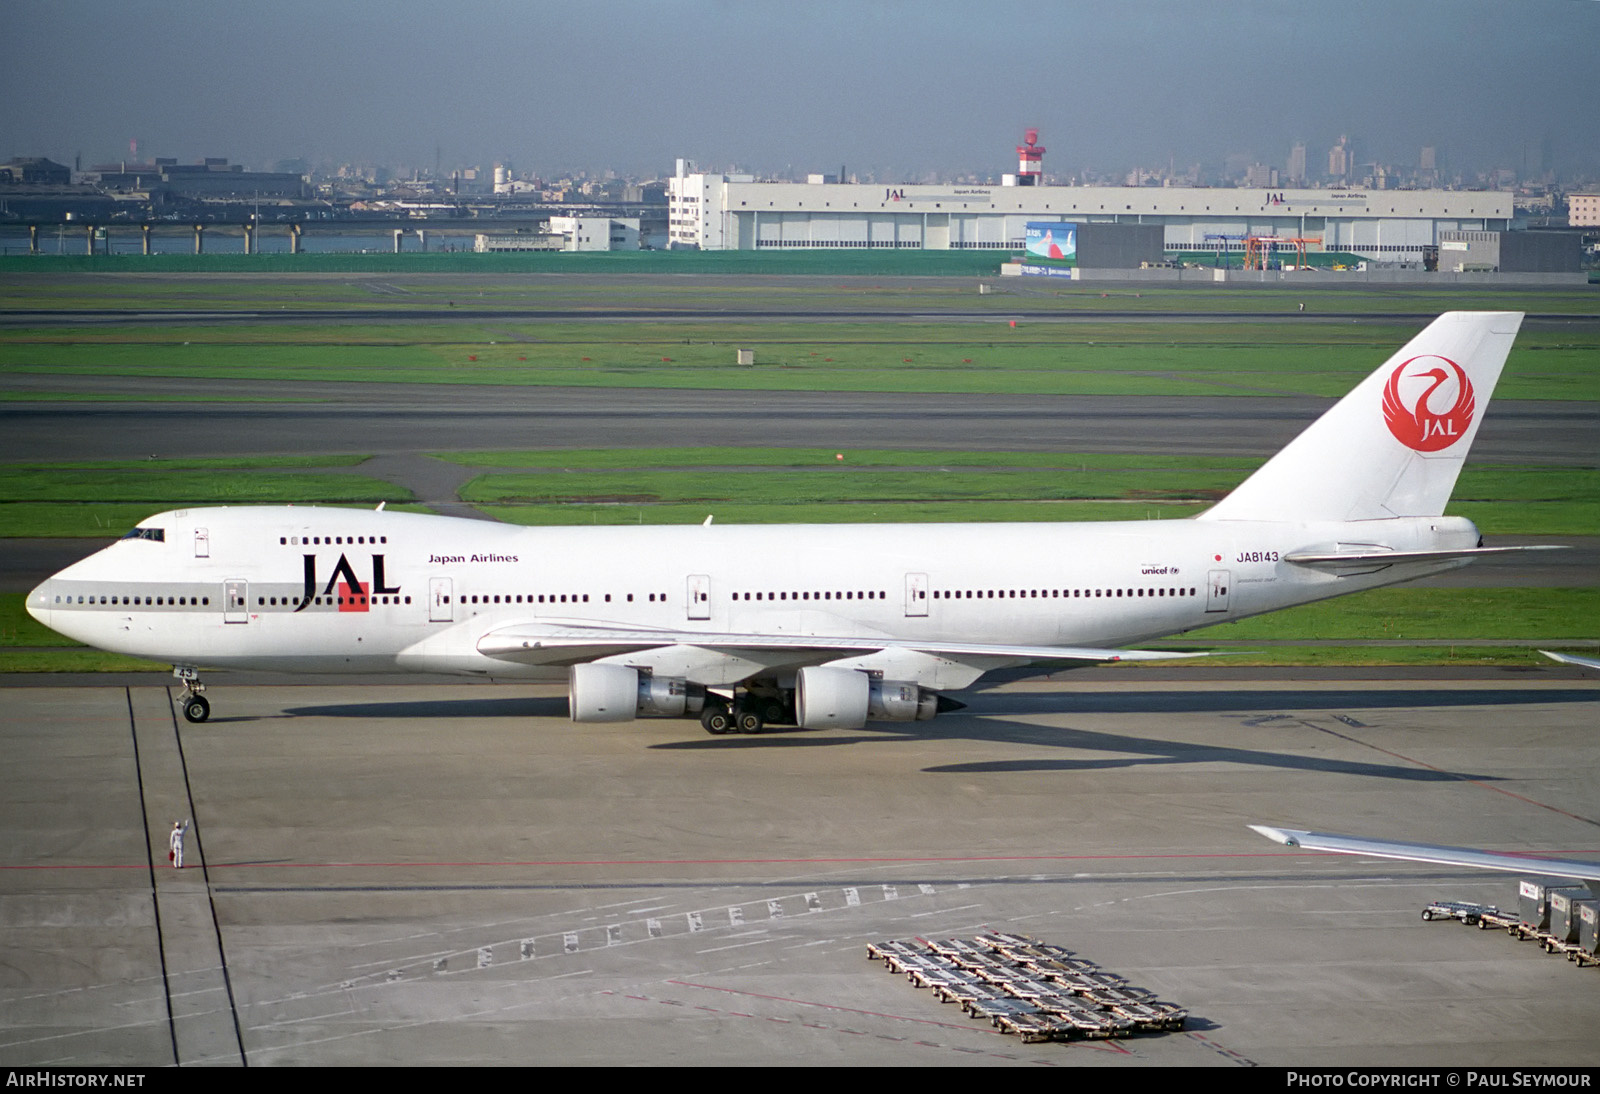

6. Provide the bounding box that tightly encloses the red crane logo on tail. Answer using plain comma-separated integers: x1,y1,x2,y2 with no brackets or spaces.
1382,355,1475,452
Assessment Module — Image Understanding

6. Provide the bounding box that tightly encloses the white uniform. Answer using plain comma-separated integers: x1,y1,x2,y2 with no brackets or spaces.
169,820,188,868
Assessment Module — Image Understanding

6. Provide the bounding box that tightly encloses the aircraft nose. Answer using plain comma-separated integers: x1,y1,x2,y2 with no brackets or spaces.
26,580,52,626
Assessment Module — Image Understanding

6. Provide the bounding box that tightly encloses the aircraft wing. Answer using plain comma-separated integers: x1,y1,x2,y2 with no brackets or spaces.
1250,825,1600,889
477,620,1206,685
1541,650,1600,671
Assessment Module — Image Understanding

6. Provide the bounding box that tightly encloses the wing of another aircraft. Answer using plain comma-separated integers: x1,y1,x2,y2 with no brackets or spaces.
1250,825,1600,891
1541,650,1600,671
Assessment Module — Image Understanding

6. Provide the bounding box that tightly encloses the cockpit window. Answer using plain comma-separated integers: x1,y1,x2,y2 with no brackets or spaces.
120,527,165,542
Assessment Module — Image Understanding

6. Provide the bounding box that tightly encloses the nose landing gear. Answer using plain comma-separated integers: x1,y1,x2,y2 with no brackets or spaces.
174,665,210,723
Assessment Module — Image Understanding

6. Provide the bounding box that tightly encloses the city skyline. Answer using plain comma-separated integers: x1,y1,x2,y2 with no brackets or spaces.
3,0,1597,183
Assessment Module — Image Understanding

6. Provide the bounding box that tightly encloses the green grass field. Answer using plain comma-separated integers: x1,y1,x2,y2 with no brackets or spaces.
3,271,1597,401
3,324,1596,400
0,455,420,538
3,259,1595,313
441,451,1597,537
2,449,1592,538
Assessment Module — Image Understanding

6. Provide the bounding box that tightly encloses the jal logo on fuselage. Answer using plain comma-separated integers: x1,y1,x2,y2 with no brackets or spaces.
1381,354,1476,452
295,553,400,613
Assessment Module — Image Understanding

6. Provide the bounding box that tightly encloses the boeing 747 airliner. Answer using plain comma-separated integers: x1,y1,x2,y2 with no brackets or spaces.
28,312,1548,733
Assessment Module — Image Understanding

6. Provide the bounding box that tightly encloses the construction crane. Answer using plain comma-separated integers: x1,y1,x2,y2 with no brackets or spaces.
1243,235,1323,271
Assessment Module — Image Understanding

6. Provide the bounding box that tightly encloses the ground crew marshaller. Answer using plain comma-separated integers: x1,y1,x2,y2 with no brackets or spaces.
170,819,190,868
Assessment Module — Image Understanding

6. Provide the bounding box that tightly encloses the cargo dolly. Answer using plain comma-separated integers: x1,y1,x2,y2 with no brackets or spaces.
868,933,1188,1043
1419,881,1599,969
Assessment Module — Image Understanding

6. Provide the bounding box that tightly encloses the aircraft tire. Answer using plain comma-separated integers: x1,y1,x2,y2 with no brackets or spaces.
182,695,211,724
700,705,734,735
735,710,764,734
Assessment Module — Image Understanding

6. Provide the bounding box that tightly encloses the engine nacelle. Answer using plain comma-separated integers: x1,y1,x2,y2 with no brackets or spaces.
868,679,940,722
569,663,639,722
795,666,870,729
570,664,701,722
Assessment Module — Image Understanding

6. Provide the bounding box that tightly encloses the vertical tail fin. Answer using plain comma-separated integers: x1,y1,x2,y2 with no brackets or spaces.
1199,311,1523,523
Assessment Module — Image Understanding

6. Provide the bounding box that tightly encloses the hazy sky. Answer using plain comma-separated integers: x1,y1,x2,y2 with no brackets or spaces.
3,0,1596,179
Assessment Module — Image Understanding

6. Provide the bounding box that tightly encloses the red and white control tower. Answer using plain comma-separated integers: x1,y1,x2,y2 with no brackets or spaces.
1016,128,1044,186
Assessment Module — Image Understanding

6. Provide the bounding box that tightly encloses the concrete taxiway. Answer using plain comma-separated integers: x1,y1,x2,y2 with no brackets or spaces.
3,668,1597,1067
4,379,1595,467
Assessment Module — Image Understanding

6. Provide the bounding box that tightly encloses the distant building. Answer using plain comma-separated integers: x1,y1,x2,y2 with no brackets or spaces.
474,216,642,253
88,158,307,199
549,215,640,251
1244,164,1278,189
0,157,71,185
1287,143,1307,185
667,163,1513,265
1568,194,1600,228
1438,229,1581,272
0,157,115,219
91,158,176,191
621,181,667,204
474,232,564,252
156,160,308,199
1328,136,1353,181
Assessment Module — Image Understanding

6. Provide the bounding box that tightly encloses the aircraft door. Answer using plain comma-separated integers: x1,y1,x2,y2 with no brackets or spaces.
223,579,248,624
429,577,453,623
687,574,711,620
904,572,929,617
194,528,210,558
1206,569,1231,613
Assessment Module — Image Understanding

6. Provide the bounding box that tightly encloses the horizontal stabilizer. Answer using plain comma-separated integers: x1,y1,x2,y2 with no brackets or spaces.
1250,825,1600,890
1283,545,1566,568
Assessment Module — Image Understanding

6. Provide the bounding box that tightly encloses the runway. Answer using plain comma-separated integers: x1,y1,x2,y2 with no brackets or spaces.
3,669,1597,1066
3,378,1594,466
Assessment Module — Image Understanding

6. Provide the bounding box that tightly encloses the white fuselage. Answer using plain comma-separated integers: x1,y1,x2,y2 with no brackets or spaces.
27,504,1480,681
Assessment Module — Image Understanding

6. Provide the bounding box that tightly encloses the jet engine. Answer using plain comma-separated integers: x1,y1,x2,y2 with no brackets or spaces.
794,666,869,729
569,664,701,722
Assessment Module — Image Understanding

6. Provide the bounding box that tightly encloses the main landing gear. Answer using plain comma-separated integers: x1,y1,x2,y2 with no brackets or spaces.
700,704,737,735
174,665,210,723
699,691,790,736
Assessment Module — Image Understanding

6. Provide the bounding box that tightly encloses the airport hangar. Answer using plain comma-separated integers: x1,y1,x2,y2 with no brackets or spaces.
668,169,1515,267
